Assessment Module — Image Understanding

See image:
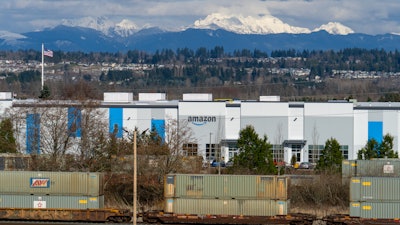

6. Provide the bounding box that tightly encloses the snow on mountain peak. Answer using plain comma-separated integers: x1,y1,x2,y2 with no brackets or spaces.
55,15,355,37
0,30,26,40
114,19,139,37
313,22,354,35
61,17,139,37
61,16,114,35
193,13,311,34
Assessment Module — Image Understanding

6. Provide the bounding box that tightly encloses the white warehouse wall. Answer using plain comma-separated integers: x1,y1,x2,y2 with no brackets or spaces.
353,109,368,159
6,95,400,163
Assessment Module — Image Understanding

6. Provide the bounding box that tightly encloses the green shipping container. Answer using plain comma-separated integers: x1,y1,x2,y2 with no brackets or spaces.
0,194,104,209
342,159,400,178
350,201,400,219
165,198,289,216
350,177,400,201
0,171,104,196
164,174,289,200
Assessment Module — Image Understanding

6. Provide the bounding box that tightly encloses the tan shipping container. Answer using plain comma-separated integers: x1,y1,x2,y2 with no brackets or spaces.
164,174,289,200
0,194,104,209
0,171,103,196
165,198,289,216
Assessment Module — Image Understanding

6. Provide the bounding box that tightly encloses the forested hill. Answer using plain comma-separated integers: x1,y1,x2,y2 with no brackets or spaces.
1,47,400,102
2,26,400,53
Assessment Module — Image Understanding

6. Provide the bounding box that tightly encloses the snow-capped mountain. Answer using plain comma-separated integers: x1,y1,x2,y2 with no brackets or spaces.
0,31,26,40
193,13,311,34
1,14,399,53
61,16,139,37
313,22,354,35
193,13,355,35
59,15,353,37
61,16,114,35
114,19,139,37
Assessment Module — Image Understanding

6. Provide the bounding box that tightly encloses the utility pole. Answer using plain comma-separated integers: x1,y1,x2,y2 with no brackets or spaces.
133,130,137,225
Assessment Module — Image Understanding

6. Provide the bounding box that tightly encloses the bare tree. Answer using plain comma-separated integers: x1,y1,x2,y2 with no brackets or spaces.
159,118,196,175
8,102,74,170
274,122,285,174
8,100,114,172
69,101,111,172
39,105,73,170
310,123,320,164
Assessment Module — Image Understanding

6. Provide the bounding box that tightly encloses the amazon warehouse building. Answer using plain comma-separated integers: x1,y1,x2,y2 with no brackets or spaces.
1,92,399,165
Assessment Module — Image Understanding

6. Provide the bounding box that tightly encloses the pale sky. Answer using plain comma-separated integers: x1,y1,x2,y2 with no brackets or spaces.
1,0,400,35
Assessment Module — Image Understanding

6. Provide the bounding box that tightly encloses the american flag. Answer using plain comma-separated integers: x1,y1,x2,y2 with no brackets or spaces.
44,49,53,57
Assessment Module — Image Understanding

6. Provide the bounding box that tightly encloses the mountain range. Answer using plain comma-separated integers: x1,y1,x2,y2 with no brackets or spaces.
0,15,399,53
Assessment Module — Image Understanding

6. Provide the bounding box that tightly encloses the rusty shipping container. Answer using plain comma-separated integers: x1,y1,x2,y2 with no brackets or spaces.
350,177,400,201
0,171,103,196
164,198,289,216
0,194,104,209
164,174,289,200
350,201,400,219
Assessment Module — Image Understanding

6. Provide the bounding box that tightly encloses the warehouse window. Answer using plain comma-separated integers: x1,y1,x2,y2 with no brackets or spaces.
309,144,349,162
183,143,198,156
308,145,324,163
228,142,239,159
272,144,284,165
340,145,349,159
206,143,220,160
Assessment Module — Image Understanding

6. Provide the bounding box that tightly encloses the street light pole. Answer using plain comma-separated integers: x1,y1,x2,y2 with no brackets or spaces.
133,130,137,225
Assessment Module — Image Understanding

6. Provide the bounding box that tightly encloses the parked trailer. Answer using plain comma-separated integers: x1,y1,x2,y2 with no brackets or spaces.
0,207,132,223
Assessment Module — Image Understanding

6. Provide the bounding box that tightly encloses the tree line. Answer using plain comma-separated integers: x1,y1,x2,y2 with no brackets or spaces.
2,47,400,72
2,47,400,102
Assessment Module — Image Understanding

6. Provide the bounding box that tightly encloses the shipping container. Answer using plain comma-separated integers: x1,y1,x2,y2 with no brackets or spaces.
165,198,289,216
165,174,289,200
0,171,103,196
342,159,400,179
350,201,400,219
350,177,400,201
0,194,104,209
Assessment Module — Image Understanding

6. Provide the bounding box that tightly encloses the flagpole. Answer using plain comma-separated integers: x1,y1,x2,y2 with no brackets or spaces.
41,43,44,90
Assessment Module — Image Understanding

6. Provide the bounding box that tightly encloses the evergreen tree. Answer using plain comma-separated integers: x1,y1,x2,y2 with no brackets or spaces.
316,138,343,173
358,134,398,159
0,118,17,153
379,134,398,158
39,85,51,99
232,125,276,174
357,138,379,159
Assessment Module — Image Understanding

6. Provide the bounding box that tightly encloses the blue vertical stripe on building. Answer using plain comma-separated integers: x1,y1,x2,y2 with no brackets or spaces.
26,113,40,154
368,121,383,143
151,119,165,142
68,107,82,138
109,108,123,138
